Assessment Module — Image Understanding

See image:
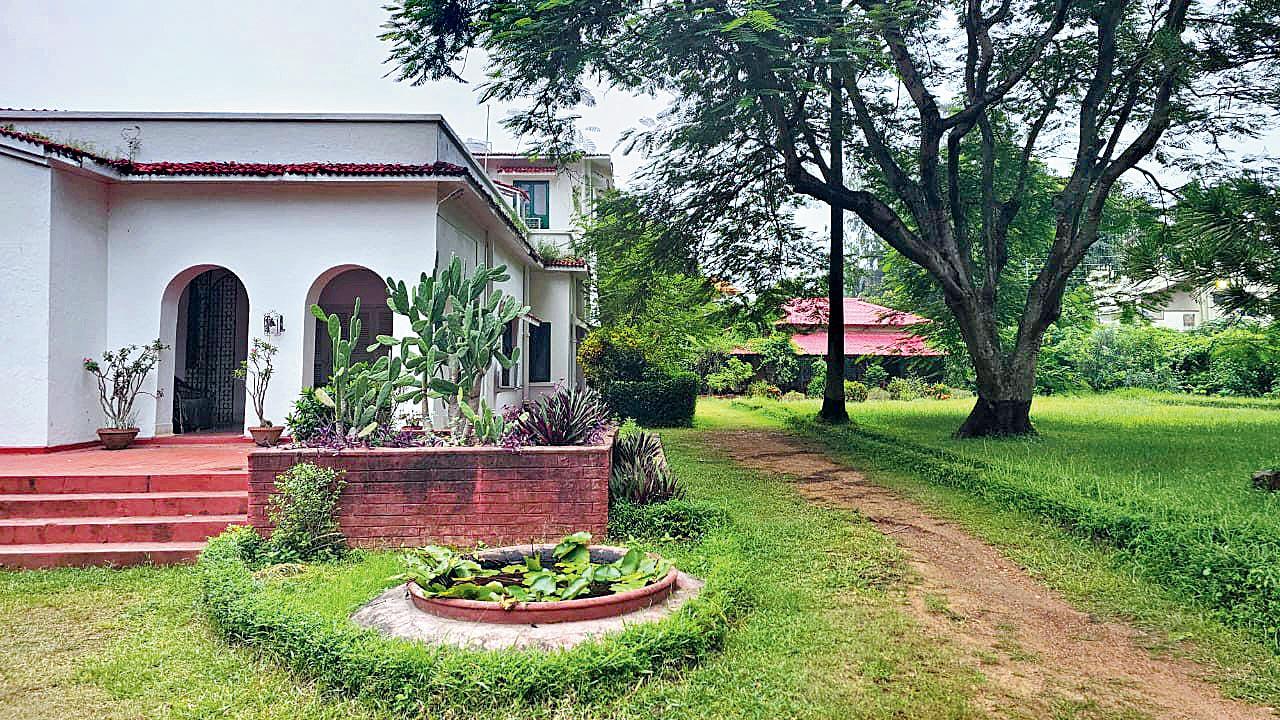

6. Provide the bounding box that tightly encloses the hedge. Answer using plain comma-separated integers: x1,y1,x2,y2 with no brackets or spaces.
196,526,742,715
602,372,699,427
608,499,729,541
742,401,1280,647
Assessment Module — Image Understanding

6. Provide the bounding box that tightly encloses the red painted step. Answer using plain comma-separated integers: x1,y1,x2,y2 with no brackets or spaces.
0,471,249,494
0,514,245,545
0,541,206,569
0,491,248,519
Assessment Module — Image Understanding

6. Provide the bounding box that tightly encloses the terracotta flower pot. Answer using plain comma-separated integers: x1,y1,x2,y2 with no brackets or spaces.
249,426,284,447
97,427,140,450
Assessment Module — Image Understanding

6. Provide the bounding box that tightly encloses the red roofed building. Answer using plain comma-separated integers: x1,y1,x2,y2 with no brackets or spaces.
735,297,944,387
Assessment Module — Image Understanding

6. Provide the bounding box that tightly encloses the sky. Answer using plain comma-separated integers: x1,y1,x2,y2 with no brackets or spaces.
0,1,664,186
2,1,1272,239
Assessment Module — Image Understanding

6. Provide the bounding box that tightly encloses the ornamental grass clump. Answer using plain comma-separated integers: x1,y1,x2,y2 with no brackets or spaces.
503,385,612,447
610,430,683,505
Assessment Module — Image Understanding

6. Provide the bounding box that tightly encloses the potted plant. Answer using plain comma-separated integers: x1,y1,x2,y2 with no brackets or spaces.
236,338,282,446
84,340,168,450
398,409,426,435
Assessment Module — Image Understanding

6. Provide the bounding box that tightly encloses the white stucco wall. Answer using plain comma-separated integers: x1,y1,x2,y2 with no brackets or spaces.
529,271,576,396
105,182,439,438
0,155,53,446
47,170,110,444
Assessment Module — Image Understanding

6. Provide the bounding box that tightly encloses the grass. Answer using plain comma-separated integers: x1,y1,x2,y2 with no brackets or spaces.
715,394,1280,704
0,419,990,720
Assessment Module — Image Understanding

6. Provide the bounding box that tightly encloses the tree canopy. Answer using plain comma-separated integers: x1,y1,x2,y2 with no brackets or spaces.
382,0,1280,436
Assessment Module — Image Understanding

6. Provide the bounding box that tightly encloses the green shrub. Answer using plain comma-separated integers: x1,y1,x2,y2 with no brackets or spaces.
706,357,755,394
866,387,892,401
747,334,800,386
608,498,729,541
196,528,741,715
611,430,683,504
264,463,347,563
578,326,652,385
781,390,806,402
746,380,781,399
886,376,927,401
843,380,869,402
806,359,827,398
284,388,332,442
863,365,889,388
601,372,698,427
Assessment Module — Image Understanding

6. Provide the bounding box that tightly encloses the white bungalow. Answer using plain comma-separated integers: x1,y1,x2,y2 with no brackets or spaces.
0,110,606,451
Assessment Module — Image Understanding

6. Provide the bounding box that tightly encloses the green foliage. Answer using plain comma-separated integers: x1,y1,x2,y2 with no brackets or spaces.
601,373,699,427
886,377,927,401
83,340,169,429
264,463,346,563
310,300,410,438
844,380,869,402
806,359,827,398
381,257,527,442
862,364,889,388
505,385,611,446
611,430,683,505
233,338,278,427
1036,321,1280,397
1125,177,1280,318
283,388,332,442
706,357,755,395
608,498,728,541
748,334,799,386
396,532,672,603
781,390,806,402
196,528,738,714
747,380,781,399
578,326,653,385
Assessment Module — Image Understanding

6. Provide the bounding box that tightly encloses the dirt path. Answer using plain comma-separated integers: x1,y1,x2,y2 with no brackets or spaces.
706,429,1276,720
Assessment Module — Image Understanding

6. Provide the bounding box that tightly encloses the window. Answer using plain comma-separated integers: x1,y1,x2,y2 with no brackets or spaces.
499,319,520,388
514,180,550,228
1183,313,1198,329
529,323,552,383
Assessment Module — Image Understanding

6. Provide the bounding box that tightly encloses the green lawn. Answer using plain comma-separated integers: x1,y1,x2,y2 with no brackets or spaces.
747,393,1280,535
0,422,986,720
714,394,1280,702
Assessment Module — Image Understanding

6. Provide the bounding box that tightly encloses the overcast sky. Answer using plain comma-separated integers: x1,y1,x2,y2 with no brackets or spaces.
0,1,664,185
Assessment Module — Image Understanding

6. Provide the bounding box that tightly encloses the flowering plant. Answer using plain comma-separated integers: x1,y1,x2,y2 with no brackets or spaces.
83,341,169,429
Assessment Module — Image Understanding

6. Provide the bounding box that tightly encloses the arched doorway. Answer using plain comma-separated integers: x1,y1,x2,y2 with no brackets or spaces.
163,267,250,434
304,267,392,388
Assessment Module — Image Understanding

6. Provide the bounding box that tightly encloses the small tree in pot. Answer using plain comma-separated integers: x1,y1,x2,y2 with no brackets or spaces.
83,340,168,450
235,338,282,446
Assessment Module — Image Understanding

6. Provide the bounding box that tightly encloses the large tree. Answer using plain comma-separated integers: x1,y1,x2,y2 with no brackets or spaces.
382,0,1278,436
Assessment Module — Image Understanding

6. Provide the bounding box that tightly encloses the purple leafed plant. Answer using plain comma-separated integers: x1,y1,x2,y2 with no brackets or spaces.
504,385,613,448
291,423,438,450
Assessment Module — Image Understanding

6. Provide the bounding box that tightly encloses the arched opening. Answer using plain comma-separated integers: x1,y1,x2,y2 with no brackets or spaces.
303,266,393,389
159,267,250,434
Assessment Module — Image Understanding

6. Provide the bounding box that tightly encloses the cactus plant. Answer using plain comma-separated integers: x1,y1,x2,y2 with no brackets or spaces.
379,257,528,441
310,299,412,438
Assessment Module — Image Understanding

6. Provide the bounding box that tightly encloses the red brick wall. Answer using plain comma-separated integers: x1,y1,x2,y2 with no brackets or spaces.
247,439,611,547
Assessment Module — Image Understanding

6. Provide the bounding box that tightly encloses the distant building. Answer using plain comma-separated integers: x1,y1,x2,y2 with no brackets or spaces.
735,297,945,386
1090,271,1229,331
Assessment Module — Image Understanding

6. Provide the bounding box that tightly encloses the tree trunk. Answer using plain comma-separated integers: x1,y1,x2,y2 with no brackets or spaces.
953,348,1037,438
954,396,1034,438
819,66,849,424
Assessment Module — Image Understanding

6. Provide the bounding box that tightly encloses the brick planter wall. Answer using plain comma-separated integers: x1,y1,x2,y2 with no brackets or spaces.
247,438,611,547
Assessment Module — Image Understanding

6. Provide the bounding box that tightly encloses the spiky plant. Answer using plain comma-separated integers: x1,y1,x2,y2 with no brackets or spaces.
505,385,612,446
609,430,684,505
